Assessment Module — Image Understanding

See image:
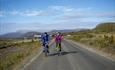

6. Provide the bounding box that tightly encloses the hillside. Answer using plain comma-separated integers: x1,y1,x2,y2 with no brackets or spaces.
66,22,115,61
50,28,89,33
94,22,115,32
0,31,41,39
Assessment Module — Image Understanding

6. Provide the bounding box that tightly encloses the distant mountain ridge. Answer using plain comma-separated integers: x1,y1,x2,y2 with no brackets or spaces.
0,28,88,39
0,31,41,39
94,22,115,32
1,22,114,39
50,28,88,33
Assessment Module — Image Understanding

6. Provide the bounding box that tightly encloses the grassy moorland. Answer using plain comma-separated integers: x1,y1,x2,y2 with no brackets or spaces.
66,22,115,59
0,39,41,70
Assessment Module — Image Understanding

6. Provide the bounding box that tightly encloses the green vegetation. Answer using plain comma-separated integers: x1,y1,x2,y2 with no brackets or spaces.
94,22,115,32
0,40,41,70
68,33,115,53
0,40,17,49
67,22,115,56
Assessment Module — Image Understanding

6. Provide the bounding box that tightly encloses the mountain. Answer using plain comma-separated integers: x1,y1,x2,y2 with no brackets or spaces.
50,28,89,33
0,28,89,39
23,31,41,38
94,22,115,32
0,32,24,39
0,31,41,39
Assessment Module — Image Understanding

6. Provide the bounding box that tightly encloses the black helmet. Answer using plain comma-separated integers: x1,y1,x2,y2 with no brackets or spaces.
44,32,47,34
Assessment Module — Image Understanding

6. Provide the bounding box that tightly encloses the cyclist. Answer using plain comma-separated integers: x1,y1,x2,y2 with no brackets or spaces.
55,32,63,55
41,32,50,56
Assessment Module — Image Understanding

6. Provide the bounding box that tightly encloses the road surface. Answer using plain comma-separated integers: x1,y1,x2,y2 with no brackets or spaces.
23,40,115,70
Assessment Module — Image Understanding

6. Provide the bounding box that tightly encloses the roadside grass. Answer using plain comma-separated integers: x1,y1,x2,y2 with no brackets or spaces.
0,40,14,49
66,32,115,55
0,40,41,70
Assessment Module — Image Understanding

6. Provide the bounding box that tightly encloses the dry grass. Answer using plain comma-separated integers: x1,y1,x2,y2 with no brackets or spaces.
67,33,115,56
0,40,41,70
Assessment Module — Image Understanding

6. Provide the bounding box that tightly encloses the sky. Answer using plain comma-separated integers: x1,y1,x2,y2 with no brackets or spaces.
0,0,115,34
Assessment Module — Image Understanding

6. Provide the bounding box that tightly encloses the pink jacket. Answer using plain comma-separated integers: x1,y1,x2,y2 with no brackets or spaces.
55,35,63,43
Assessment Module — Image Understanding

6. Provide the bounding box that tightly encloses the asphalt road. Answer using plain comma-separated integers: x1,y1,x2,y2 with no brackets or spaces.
23,40,115,70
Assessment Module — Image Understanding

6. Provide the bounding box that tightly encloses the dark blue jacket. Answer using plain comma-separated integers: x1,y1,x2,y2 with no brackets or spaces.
41,34,49,44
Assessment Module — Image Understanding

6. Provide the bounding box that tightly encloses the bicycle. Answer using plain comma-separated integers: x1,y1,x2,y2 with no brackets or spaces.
43,42,49,56
56,43,61,56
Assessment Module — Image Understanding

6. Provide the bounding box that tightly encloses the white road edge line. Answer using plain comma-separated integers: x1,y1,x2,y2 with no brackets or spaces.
21,41,54,70
66,39,115,62
21,49,42,70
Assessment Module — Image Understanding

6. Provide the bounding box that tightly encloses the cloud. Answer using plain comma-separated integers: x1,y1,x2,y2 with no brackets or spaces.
75,7,92,12
49,5,77,15
6,6,75,17
9,11,20,15
49,6,115,21
95,13,115,18
50,6,92,12
56,12,115,20
1,5,115,24
49,6,70,11
57,14,87,20
0,6,93,17
20,10,45,16
8,10,50,16
0,11,4,17
49,6,65,10
0,14,3,17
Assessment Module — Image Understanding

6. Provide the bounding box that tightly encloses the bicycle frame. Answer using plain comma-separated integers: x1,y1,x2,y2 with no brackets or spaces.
44,42,49,56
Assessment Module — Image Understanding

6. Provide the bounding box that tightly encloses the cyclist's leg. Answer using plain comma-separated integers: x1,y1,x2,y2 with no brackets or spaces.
56,42,58,48
46,42,49,53
43,43,45,52
45,42,49,56
56,42,58,51
56,42,61,55
46,45,49,53
58,42,61,55
43,43,47,56
59,43,61,52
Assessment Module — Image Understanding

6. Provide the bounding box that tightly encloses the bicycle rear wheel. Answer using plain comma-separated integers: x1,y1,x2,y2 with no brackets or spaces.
57,43,61,56
44,45,49,56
